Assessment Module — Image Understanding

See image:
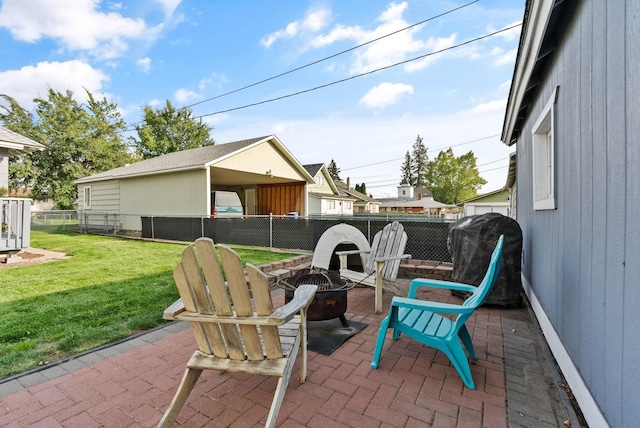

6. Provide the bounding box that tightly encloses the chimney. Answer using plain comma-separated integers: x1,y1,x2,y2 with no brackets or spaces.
347,177,351,189
418,193,422,200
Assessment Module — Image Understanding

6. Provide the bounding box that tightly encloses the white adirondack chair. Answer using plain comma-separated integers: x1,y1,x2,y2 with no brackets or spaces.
335,221,411,313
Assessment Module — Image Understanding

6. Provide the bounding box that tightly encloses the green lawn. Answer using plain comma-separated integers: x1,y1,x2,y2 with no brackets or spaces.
0,230,299,379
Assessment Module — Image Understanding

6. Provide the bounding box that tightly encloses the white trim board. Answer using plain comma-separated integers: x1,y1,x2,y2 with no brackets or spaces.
521,275,610,428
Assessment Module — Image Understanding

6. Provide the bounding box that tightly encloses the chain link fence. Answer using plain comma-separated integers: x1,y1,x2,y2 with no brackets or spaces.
30,210,79,232
37,211,456,262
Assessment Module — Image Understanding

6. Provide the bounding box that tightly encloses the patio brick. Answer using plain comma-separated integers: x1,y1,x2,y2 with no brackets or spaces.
0,256,581,427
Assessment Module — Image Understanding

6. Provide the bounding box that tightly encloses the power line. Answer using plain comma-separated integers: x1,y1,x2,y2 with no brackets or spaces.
187,0,479,109
342,134,501,171
193,23,521,119
120,1,478,133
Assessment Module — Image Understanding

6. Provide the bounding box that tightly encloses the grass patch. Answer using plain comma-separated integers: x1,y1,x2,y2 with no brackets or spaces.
0,230,299,379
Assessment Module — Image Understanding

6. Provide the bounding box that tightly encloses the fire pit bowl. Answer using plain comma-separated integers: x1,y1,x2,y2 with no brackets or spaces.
277,267,355,326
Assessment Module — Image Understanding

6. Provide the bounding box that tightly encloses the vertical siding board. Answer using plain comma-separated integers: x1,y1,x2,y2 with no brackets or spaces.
622,0,640,423
603,1,626,424
559,16,582,356
578,0,594,390
589,0,608,406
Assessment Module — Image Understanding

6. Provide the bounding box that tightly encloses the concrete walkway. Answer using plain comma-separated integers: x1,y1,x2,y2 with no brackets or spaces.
0,281,582,427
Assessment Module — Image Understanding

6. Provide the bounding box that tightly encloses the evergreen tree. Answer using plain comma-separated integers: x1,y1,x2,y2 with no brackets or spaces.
133,100,214,159
359,182,366,195
410,135,428,187
425,148,487,204
400,150,412,185
327,159,341,181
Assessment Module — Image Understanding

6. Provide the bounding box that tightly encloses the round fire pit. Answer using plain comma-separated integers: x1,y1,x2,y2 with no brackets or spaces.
277,267,355,326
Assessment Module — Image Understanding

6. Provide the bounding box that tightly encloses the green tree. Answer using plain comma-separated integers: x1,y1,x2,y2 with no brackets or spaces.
410,135,428,187
400,151,412,185
327,159,341,181
0,89,132,209
424,148,487,204
354,183,367,195
133,100,214,159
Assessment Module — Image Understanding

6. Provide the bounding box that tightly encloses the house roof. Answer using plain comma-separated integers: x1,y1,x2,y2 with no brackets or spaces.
501,0,569,145
303,163,341,195
457,188,510,206
334,181,378,204
378,197,453,209
505,152,517,189
303,163,324,177
0,126,45,155
75,135,314,184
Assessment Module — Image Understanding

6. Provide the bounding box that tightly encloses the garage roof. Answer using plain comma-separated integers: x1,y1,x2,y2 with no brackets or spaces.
75,135,313,184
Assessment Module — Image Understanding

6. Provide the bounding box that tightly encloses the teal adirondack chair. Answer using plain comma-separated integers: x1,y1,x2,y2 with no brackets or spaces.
371,235,504,389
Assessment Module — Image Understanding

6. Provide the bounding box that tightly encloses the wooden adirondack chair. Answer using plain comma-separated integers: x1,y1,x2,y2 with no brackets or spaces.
336,221,411,313
370,235,504,389
158,238,317,428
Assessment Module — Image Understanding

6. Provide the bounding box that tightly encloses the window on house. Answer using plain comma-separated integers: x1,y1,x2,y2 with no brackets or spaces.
328,200,335,209
345,201,352,209
532,87,558,210
83,186,91,209
317,176,324,185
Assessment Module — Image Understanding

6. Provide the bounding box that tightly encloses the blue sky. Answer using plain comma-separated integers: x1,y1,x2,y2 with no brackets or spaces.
0,0,523,199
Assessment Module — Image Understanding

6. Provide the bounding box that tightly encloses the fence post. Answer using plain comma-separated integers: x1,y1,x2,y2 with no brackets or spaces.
201,216,205,238
269,213,273,249
151,216,155,240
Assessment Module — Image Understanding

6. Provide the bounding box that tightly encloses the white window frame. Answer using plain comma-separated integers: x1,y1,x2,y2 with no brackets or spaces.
83,186,92,209
531,86,558,210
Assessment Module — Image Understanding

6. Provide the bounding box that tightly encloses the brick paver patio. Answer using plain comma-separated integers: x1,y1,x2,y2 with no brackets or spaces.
0,279,579,427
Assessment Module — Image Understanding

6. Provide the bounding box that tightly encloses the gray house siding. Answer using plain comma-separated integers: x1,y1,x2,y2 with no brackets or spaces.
515,1,639,426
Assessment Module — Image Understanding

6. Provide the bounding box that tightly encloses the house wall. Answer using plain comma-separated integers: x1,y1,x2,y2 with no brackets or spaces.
307,171,333,195
120,169,208,216
215,140,302,180
515,1,639,426
78,180,120,212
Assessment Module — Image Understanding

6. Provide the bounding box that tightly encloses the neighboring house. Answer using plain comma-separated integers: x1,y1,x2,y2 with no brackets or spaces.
335,180,380,214
0,126,45,190
9,188,55,212
502,1,638,426
75,136,315,231
378,182,453,215
0,126,45,253
504,152,517,220
457,188,510,217
303,164,354,216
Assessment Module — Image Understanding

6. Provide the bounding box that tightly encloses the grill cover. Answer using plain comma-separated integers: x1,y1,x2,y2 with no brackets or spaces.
447,212,523,306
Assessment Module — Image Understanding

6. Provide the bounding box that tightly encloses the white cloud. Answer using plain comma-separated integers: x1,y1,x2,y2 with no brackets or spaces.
307,2,455,75
467,98,507,114
0,60,109,110
490,20,522,42
154,0,182,18
174,88,200,104
493,48,517,66
136,57,152,72
360,82,414,110
198,72,229,90
260,7,331,48
0,0,163,60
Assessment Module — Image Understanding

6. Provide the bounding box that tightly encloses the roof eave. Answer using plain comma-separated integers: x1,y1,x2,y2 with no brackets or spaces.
74,165,207,184
502,0,556,146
